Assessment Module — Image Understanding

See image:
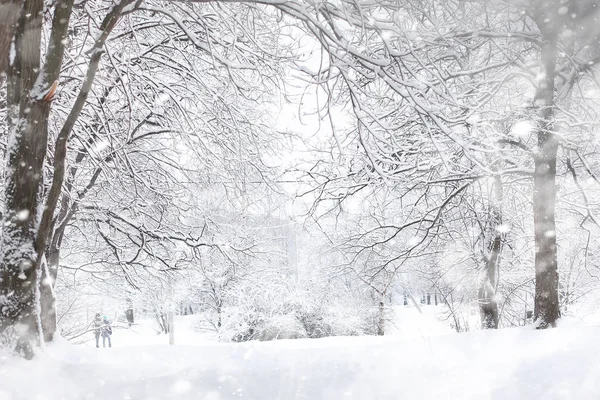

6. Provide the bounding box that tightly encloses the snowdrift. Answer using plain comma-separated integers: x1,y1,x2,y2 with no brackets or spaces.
1,322,599,399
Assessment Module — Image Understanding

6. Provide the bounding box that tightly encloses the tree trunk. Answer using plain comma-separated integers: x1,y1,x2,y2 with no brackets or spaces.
1,0,75,356
479,178,502,329
376,291,386,335
0,0,46,359
155,311,169,333
0,0,20,77
126,298,134,326
532,19,561,329
39,247,59,342
216,304,222,329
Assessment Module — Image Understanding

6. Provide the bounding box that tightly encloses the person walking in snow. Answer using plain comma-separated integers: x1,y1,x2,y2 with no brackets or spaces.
101,315,113,348
93,313,102,348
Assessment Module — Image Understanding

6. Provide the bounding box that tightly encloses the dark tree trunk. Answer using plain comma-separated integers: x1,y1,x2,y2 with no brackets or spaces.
376,290,386,335
216,305,222,329
0,0,46,358
0,0,89,356
0,0,20,77
126,298,134,326
532,12,561,329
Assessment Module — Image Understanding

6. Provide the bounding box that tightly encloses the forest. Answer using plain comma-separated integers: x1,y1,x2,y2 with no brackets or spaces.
0,2,600,394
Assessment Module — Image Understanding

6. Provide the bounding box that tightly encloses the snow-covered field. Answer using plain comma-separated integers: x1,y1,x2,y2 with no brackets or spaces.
1,310,599,400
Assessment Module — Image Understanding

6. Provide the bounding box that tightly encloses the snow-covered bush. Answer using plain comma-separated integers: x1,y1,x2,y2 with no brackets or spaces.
219,287,309,342
216,275,378,342
294,308,333,338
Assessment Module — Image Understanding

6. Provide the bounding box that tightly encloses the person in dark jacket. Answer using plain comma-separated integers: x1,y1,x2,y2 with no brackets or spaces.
92,313,102,348
101,315,112,348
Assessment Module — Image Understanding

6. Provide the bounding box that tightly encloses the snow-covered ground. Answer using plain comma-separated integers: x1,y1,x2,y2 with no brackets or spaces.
1,308,600,399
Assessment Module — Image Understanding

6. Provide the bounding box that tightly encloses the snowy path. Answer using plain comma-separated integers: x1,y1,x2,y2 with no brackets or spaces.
2,323,600,400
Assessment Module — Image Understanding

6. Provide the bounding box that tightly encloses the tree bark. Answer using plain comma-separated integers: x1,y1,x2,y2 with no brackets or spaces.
532,12,561,329
376,291,386,335
126,298,134,326
39,150,84,341
39,246,59,342
0,0,47,359
0,0,20,77
216,304,222,329
479,178,502,329
0,0,93,355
